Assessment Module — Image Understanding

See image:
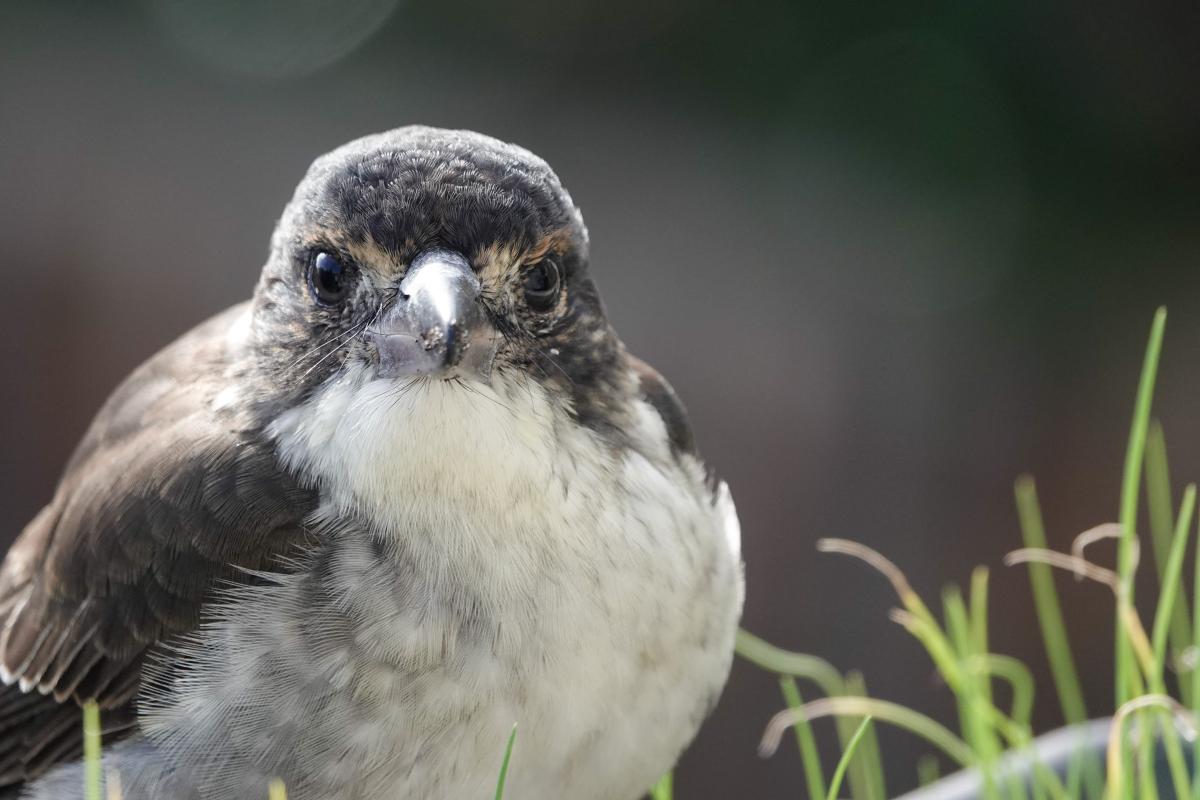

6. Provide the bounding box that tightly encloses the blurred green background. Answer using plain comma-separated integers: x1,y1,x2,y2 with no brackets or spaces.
1,0,1198,796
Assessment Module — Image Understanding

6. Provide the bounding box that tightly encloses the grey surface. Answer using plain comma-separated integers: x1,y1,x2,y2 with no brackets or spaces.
896,718,1186,800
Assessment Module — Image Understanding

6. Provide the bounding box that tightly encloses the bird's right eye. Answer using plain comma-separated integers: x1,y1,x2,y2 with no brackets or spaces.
308,251,351,306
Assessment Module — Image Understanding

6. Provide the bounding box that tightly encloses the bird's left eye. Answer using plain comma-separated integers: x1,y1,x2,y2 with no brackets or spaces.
522,259,561,313
308,251,351,306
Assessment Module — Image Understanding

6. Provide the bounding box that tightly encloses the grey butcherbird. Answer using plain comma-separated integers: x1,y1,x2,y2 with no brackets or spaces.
0,126,743,800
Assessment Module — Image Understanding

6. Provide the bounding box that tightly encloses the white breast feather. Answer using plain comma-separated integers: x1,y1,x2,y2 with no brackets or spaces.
150,363,749,800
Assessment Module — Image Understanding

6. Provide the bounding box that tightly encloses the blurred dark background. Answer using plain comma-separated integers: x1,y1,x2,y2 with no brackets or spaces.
1,0,1199,796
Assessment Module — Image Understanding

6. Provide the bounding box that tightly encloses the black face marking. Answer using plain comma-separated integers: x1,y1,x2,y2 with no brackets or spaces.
248,126,635,437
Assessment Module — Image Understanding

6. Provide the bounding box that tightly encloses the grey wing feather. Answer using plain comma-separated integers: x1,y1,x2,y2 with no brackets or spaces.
0,304,316,787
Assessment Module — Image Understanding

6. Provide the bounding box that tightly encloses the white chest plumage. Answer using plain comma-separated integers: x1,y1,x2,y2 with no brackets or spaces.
132,367,742,800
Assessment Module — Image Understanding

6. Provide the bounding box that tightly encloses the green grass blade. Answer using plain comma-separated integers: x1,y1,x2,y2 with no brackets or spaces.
494,723,517,800
1014,477,1103,799
1118,735,1136,800
83,701,101,800
1031,771,1047,800
1150,484,1196,690
1065,756,1083,800
1013,477,1087,724
736,631,881,796
891,605,965,693
1029,758,1070,800
978,655,1035,730
1193,506,1200,800
650,771,673,800
781,677,828,800
917,756,940,787
765,696,974,768
1115,307,1167,704
970,568,992,706
827,717,874,800
966,572,1026,800
1136,721,1160,800
1158,716,1192,800
943,589,1004,800
942,590,988,773
735,629,845,697
1146,422,1193,704
842,672,886,800
943,586,971,660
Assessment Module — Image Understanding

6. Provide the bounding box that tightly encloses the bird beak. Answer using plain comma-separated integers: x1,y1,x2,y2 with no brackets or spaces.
368,249,498,381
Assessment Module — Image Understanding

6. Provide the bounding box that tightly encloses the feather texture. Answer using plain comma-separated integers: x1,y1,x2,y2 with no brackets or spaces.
0,305,316,789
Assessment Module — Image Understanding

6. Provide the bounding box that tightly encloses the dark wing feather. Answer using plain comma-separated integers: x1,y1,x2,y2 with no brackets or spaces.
628,354,697,457
0,303,316,788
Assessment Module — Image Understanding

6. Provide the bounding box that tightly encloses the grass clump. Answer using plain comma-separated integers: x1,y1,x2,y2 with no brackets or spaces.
738,307,1200,799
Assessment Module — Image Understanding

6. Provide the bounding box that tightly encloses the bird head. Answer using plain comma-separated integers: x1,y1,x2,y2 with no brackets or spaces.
249,126,628,433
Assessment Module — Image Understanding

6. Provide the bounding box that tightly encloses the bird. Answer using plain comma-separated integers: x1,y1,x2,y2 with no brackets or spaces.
0,126,743,799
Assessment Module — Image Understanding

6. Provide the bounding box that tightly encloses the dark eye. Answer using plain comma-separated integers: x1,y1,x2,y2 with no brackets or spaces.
308,251,351,306
522,259,561,312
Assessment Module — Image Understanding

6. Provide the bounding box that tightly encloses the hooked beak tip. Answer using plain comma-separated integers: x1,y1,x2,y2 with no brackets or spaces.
368,249,498,380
